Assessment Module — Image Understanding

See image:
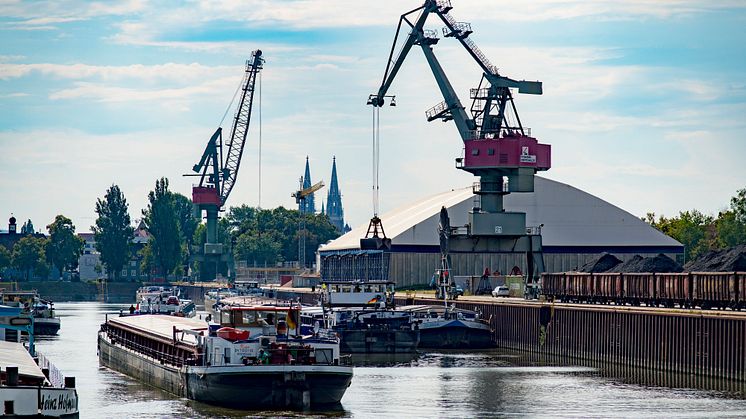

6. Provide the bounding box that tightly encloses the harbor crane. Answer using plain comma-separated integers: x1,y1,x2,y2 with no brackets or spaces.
292,179,325,268
369,0,551,285
188,49,264,281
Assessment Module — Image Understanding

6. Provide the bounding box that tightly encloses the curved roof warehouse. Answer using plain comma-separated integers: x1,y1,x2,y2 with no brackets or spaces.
319,177,683,287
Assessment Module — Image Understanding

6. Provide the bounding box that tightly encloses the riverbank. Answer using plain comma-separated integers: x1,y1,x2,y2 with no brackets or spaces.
0,281,142,303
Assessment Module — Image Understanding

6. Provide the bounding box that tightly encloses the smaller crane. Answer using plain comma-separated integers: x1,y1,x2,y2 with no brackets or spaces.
292,179,324,269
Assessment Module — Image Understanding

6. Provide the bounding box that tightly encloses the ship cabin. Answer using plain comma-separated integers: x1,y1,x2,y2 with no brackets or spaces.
217,304,302,339
320,280,396,309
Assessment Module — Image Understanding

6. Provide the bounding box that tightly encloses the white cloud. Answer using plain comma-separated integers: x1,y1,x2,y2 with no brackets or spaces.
0,61,237,82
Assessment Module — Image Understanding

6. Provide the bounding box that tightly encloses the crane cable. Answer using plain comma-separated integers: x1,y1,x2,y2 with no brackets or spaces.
258,71,262,209
372,106,381,217
219,70,246,128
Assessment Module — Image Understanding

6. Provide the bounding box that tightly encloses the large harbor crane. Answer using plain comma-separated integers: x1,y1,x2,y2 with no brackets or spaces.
188,49,264,280
369,1,551,284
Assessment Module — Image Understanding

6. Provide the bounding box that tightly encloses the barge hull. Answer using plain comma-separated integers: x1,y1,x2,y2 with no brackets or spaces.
338,329,419,354
418,325,494,349
98,334,352,409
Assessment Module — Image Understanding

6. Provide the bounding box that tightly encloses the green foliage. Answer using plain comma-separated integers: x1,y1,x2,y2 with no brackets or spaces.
45,215,85,279
228,205,340,266
142,178,184,278
172,192,200,265
0,245,11,272
646,187,746,261
12,236,49,280
93,184,135,281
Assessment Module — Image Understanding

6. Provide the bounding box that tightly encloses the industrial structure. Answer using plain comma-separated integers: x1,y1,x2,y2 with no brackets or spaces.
353,0,550,287
293,177,325,268
188,49,264,280
319,177,684,288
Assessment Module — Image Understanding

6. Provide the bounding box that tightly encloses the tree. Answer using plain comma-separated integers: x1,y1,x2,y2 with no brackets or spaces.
0,245,11,277
12,236,48,280
172,192,199,268
142,178,183,279
45,215,84,280
93,185,135,281
715,211,746,248
731,188,746,223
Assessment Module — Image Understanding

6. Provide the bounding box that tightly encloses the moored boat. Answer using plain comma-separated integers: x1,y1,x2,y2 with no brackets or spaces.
1,291,61,336
0,305,78,417
315,280,420,354
399,304,494,349
98,304,353,410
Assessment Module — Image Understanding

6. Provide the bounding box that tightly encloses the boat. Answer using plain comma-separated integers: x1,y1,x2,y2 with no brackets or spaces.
313,280,420,354
1,290,61,335
0,305,79,417
398,304,494,349
98,304,353,410
134,286,196,317
204,287,240,314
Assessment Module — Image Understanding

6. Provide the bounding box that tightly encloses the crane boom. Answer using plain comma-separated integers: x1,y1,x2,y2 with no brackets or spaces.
221,50,264,206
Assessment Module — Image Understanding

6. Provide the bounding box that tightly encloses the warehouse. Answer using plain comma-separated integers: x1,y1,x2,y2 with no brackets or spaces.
318,177,684,288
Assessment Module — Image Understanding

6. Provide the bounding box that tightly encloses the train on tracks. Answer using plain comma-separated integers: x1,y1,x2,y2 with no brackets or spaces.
541,272,746,310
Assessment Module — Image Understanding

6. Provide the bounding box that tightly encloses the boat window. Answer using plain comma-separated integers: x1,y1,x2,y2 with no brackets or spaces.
220,310,232,326
241,311,258,325
364,285,372,292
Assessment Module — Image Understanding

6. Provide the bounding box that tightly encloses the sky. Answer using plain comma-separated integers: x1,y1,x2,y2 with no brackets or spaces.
1,0,745,234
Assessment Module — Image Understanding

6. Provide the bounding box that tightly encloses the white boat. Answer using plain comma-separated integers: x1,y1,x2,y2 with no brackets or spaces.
398,304,493,349
134,286,196,317
0,305,78,417
1,291,61,335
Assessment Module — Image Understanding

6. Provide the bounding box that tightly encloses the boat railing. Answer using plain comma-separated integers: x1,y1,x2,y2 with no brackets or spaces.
101,323,199,368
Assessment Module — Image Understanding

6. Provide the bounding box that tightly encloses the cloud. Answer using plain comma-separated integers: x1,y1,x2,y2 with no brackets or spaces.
0,61,237,82
0,0,146,30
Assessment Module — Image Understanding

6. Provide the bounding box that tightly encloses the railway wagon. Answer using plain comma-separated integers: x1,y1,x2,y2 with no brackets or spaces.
541,273,565,302
654,273,691,308
591,273,622,304
691,272,737,309
566,273,593,303
622,273,655,305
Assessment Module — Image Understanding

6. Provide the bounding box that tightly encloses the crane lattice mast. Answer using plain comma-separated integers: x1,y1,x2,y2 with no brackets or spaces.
188,49,264,281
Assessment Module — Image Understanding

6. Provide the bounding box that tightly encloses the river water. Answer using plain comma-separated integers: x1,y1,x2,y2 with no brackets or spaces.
34,302,746,418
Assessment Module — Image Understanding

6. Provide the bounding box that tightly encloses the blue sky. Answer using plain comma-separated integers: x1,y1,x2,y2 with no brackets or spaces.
1,0,745,234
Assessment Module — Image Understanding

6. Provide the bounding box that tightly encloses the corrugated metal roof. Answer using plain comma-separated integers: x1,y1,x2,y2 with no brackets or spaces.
320,177,682,252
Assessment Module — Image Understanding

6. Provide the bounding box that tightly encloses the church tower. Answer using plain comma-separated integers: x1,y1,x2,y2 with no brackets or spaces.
299,156,316,214
326,156,346,232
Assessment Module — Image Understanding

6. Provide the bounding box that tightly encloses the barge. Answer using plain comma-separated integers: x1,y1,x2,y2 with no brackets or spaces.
399,304,493,349
316,280,420,354
98,305,352,410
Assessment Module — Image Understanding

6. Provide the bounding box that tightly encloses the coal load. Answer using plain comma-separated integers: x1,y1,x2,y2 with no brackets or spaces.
578,253,622,273
684,245,746,272
614,254,683,273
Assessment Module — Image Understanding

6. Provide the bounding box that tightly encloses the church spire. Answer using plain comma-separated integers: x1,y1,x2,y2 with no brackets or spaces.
299,156,316,214
326,156,346,232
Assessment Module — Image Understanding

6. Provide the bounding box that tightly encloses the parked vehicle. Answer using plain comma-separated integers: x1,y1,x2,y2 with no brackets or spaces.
492,285,510,297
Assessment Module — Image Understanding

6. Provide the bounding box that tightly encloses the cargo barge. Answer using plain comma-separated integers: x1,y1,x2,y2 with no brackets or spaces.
98,308,353,410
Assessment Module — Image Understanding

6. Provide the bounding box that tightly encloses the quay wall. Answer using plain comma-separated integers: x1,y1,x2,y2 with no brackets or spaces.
98,334,185,396
0,281,141,303
280,288,746,382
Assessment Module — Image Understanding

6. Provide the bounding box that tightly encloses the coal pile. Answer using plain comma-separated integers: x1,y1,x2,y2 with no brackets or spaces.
684,245,746,272
578,253,622,273
614,254,683,273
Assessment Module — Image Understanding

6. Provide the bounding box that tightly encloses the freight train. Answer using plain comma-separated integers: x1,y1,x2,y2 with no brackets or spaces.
541,272,746,310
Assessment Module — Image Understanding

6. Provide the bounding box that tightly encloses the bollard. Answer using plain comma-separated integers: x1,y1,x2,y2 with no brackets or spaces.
64,376,76,388
6,366,19,386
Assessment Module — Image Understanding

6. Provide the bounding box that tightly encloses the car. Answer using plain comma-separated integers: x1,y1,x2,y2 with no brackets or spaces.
492,285,510,298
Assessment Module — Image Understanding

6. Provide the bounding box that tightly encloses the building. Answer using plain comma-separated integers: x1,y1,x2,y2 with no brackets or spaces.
319,177,684,288
78,220,151,281
0,216,50,280
325,157,349,233
298,156,316,214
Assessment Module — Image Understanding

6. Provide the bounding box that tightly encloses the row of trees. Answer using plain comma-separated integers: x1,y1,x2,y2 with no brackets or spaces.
645,188,746,261
0,215,84,280
92,178,341,281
